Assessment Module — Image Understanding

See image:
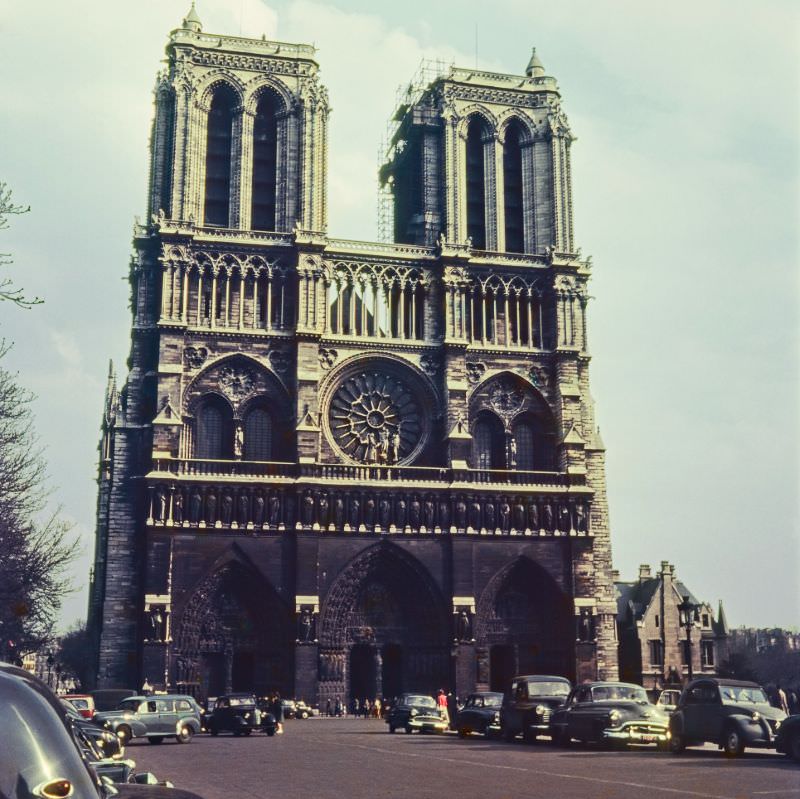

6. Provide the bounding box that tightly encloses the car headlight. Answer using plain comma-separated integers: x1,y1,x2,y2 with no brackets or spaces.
608,709,621,724
751,712,760,722
775,719,781,730
410,708,417,717
245,712,251,719
535,705,546,716
493,712,501,723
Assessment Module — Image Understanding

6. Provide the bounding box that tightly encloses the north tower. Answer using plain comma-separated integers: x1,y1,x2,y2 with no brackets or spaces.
89,7,618,702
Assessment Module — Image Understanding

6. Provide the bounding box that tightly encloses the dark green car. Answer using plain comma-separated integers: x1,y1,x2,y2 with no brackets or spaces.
670,678,787,757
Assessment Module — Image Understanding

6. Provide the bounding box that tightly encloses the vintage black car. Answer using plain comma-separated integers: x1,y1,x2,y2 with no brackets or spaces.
775,713,800,762
386,693,448,734
670,678,787,756
500,675,571,742
550,681,670,748
207,693,278,736
0,661,203,798
94,694,203,744
456,692,504,738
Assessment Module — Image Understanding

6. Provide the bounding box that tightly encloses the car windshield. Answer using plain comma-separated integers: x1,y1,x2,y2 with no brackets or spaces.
404,695,436,708
657,691,679,705
117,699,140,711
592,685,649,703
467,694,503,708
527,681,570,697
229,696,255,706
69,698,89,709
719,685,769,705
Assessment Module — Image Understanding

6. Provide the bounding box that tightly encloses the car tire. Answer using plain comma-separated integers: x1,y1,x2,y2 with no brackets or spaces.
670,730,686,754
266,729,275,737
116,726,132,745
405,725,413,734
177,726,194,744
209,725,219,736
789,732,800,762
389,725,396,734
722,727,744,758
457,726,470,739
148,736,164,745
522,728,536,744
551,727,570,748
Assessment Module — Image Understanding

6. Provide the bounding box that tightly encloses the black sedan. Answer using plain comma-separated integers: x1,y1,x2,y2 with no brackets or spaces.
456,692,504,738
500,675,572,743
206,693,277,736
550,682,670,749
776,713,800,762
386,693,448,734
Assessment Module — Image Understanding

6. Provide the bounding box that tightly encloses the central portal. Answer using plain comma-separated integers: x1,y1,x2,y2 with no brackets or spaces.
349,644,378,703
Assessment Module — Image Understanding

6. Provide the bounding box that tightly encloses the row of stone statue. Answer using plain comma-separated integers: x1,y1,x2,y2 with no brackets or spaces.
150,485,590,534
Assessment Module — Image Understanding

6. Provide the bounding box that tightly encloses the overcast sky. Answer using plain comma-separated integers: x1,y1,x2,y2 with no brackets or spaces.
0,0,797,633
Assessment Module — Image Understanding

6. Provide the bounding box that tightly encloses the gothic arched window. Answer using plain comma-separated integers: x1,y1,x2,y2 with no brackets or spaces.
251,91,279,231
472,412,505,470
466,116,487,250
195,397,233,459
243,406,273,461
204,85,237,228
157,88,176,217
512,412,556,470
512,419,534,470
503,120,524,253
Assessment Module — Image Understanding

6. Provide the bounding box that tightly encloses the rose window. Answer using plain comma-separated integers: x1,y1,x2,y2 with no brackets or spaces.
328,371,424,464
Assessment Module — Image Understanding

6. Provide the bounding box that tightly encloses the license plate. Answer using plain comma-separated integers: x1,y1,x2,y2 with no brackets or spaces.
639,734,657,742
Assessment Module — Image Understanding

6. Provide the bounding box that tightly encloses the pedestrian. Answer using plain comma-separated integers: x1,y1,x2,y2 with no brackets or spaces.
353,697,360,717
446,692,458,730
335,695,343,717
437,688,449,725
776,684,789,714
271,692,284,734
373,697,382,718
363,698,371,718
788,688,799,714
326,698,332,717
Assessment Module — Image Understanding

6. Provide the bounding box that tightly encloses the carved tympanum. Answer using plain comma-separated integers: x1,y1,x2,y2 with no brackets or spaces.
218,365,255,400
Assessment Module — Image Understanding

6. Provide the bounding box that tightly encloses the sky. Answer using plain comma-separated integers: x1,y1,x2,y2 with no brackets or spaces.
0,0,797,633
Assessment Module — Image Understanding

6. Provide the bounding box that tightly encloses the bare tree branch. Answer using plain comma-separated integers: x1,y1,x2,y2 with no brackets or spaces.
0,181,43,309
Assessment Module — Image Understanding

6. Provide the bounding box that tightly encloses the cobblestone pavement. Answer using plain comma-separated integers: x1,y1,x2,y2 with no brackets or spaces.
127,718,799,799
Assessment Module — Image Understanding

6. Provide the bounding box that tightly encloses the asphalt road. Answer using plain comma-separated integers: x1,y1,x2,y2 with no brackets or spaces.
127,718,799,799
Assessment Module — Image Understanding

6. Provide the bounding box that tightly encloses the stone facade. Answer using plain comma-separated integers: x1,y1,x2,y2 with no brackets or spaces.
88,9,618,701
615,562,729,694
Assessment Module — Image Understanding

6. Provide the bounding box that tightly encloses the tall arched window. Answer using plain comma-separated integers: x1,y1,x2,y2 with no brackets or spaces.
512,419,534,470
503,120,524,253
251,91,279,231
472,412,505,469
157,89,176,217
466,117,487,249
204,85,237,227
244,406,273,460
512,412,556,470
195,397,233,459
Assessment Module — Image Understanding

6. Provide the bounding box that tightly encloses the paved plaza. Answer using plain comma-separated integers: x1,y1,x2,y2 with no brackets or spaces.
128,718,798,799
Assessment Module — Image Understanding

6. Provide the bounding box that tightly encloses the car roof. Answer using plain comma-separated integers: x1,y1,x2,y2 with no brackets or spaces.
583,682,645,689
514,675,571,682
691,678,762,688
470,691,503,696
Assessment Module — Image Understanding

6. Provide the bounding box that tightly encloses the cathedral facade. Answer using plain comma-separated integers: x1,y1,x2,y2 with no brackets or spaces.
88,7,619,703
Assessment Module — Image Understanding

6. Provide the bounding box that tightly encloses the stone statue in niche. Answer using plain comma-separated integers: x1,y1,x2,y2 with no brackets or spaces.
577,608,595,642
527,500,539,531
205,490,217,525
349,495,361,527
302,491,315,527
318,492,330,527
575,502,587,532
379,496,391,528
238,491,249,526
333,495,345,528
221,492,233,525
155,488,167,522
268,491,281,527
542,501,554,532
484,500,496,530
234,425,244,459
513,499,525,530
469,498,481,530
455,499,467,530
558,503,572,532
173,490,184,524
364,496,375,527
298,607,316,643
438,498,450,529
409,496,421,529
455,609,472,642
499,499,511,531
253,492,265,526
423,497,435,529
395,496,407,527
508,437,518,469
189,489,202,523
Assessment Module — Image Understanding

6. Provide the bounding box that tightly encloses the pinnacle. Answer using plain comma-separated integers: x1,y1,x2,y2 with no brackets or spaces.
525,47,545,78
182,2,203,33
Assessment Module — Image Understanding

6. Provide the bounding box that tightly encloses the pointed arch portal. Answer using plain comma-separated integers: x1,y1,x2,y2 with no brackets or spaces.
317,543,449,705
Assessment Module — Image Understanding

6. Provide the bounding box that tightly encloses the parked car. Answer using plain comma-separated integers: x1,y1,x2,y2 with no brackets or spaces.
94,694,203,745
775,713,800,762
281,698,297,719
550,681,670,749
500,675,572,743
295,700,312,719
655,689,681,715
207,693,278,736
386,693,448,734
670,678,787,757
456,691,504,738
1,661,203,798
64,692,97,719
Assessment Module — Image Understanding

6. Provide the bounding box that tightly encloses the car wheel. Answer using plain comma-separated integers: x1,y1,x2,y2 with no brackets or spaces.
116,726,132,745
457,726,470,739
177,726,194,744
148,736,164,745
522,728,536,744
670,730,686,754
405,725,413,734
266,729,275,737
389,725,396,734
551,727,570,748
209,725,219,736
722,727,744,757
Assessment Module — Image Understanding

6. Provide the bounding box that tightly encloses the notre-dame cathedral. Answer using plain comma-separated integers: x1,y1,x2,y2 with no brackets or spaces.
88,5,619,703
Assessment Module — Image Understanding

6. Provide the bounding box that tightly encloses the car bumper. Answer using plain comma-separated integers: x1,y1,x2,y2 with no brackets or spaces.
603,723,670,744
408,718,448,732
525,722,551,734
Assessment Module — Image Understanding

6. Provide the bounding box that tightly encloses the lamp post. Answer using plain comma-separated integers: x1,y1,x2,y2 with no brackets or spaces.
677,595,698,682
55,662,62,694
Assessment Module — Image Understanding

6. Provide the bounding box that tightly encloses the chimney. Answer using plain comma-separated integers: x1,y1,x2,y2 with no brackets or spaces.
638,564,651,581
660,561,674,578
611,569,620,582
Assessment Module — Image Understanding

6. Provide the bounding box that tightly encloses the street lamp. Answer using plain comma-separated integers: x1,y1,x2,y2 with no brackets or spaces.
677,595,699,682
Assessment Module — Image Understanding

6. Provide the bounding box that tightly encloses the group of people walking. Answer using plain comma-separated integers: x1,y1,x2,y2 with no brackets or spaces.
322,696,384,718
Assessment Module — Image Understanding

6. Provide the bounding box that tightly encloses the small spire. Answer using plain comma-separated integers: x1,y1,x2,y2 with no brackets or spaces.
182,2,203,33
525,47,545,78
